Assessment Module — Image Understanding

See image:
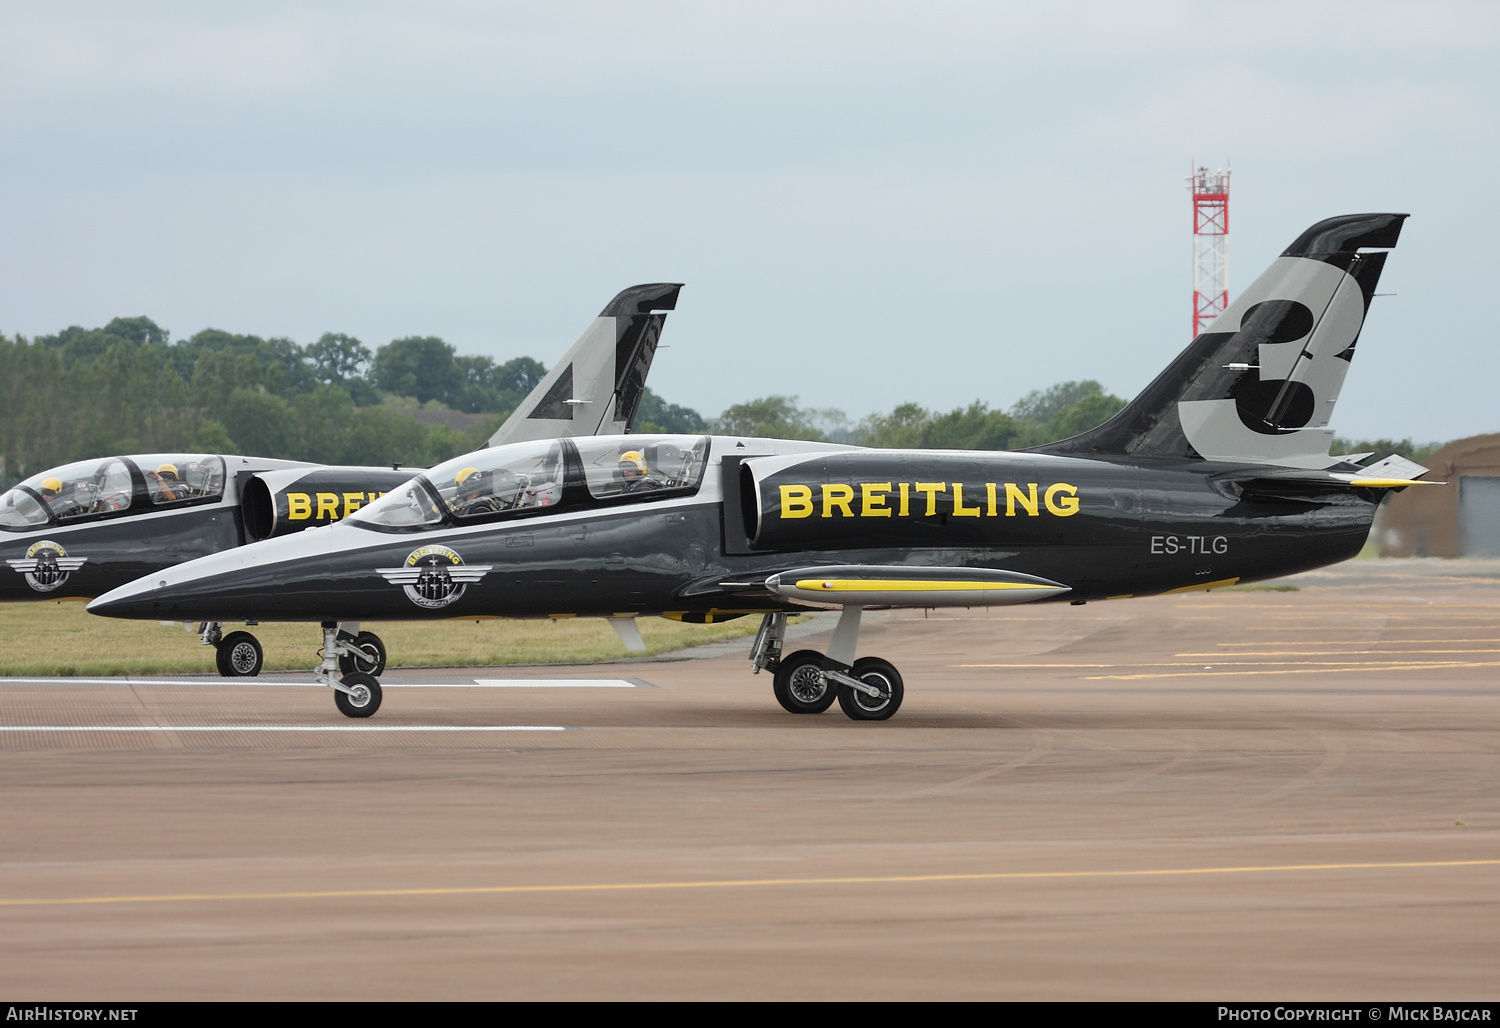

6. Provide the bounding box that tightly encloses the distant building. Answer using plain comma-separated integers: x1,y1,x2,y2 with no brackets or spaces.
1373,433,1500,557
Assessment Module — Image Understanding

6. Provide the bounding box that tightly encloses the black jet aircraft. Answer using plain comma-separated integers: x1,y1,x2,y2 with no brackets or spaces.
3,283,682,676
90,214,1432,721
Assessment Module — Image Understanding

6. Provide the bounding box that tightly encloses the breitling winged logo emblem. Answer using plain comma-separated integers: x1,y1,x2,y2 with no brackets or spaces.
5,540,87,593
377,544,493,609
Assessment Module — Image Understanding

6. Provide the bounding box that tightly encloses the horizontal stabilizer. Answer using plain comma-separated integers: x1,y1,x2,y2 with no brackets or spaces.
757,565,1070,608
1215,462,1439,497
1357,453,1430,482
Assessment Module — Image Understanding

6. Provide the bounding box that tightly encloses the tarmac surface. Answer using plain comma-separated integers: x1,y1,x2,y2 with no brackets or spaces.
1,558,1497,1000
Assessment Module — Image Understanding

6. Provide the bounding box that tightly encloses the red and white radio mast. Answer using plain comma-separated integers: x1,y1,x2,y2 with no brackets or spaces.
1189,163,1230,337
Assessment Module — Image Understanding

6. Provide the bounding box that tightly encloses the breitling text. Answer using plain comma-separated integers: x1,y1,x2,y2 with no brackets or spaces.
286,491,387,521
777,482,1081,519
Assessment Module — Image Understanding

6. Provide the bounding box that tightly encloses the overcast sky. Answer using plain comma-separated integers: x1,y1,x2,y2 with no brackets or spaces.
2,2,1496,441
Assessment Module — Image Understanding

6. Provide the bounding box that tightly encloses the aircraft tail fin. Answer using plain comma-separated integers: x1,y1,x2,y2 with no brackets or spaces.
488,283,682,447
1034,214,1407,468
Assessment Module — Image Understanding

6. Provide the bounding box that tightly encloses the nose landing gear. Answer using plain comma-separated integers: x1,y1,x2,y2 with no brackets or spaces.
750,608,905,721
317,621,385,717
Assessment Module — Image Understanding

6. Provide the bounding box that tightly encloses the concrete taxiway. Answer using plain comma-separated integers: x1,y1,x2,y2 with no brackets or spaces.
0,558,1497,1000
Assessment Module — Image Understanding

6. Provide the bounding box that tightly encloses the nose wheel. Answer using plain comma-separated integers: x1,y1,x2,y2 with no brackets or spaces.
215,630,263,677
333,672,382,718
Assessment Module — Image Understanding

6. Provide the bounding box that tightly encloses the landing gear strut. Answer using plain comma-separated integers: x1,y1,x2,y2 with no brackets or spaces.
316,621,383,718
749,608,904,721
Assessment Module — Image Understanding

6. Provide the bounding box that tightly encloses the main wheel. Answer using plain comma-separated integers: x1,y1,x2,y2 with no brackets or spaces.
338,631,387,676
773,649,837,714
334,672,382,718
215,631,263,677
837,656,904,721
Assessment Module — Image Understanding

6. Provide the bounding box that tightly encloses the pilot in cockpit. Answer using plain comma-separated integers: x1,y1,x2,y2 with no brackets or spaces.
454,466,525,516
152,463,182,502
618,450,662,494
453,467,490,514
38,475,88,518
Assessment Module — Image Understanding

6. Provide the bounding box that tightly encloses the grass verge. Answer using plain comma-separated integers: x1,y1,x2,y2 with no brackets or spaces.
0,601,771,676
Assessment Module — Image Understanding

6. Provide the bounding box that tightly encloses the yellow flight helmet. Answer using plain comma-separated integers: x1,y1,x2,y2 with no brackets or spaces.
157,463,179,478
618,450,647,474
454,467,480,486
41,477,63,493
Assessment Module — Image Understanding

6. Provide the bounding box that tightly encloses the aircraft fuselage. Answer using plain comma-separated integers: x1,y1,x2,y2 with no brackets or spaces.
87,441,1377,624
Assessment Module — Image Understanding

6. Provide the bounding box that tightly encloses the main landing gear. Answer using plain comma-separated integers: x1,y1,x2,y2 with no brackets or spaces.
750,609,904,721
317,621,384,718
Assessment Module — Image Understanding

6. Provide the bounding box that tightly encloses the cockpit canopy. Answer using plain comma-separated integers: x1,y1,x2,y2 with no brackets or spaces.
0,454,226,530
347,435,710,530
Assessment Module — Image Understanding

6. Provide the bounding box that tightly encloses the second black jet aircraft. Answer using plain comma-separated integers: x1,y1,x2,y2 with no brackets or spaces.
3,283,681,675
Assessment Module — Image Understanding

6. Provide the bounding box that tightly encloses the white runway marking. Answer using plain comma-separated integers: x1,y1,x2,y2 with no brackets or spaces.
468,678,646,688
0,676,653,688
0,725,569,733
0,677,318,687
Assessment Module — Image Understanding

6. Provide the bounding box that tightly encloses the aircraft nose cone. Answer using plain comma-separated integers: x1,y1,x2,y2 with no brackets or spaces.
88,575,178,619
88,522,350,622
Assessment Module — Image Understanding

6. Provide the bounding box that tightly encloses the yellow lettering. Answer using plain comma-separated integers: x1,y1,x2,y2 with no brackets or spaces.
342,492,364,517
779,484,814,519
986,482,998,516
914,482,946,516
898,482,910,517
861,482,892,517
315,492,339,519
822,483,855,518
952,482,980,517
287,492,312,520
1004,482,1039,517
1045,482,1080,516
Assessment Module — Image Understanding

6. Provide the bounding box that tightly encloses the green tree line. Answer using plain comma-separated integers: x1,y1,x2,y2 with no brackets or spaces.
0,314,1442,489
713,380,1131,450
0,317,552,486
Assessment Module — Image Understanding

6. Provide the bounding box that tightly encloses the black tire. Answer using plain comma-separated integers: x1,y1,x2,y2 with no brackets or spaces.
772,649,837,714
215,631,263,677
334,672,382,718
338,631,387,676
837,657,904,721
